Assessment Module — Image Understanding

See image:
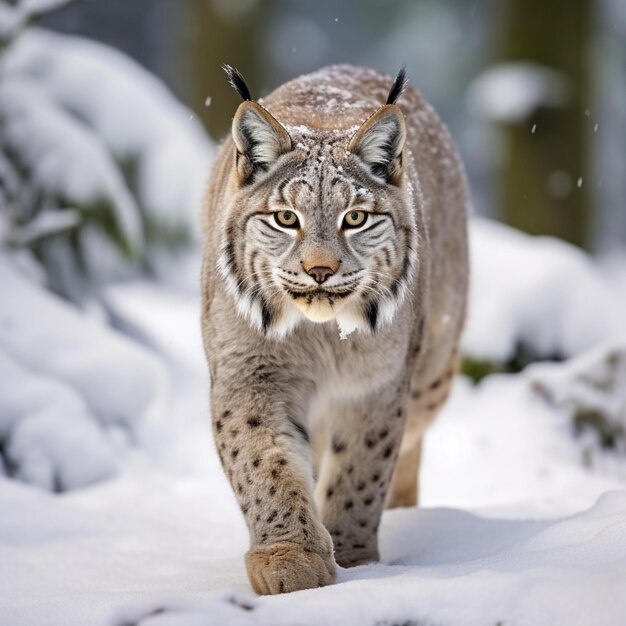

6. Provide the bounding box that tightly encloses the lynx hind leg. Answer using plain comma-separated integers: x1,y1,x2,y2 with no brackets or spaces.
386,358,458,509
313,388,407,568
385,435,423,509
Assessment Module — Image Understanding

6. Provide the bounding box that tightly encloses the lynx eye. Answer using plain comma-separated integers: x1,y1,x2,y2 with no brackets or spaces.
343,210,367,229
274,210,299,228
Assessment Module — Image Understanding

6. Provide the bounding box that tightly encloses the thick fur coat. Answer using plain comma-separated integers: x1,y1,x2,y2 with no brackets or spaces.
201,65,468,594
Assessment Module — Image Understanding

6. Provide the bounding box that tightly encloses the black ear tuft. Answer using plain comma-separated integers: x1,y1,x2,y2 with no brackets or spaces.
223,64,252,102
386,66,408,105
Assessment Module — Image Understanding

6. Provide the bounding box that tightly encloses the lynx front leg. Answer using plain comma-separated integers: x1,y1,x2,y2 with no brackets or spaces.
211,376,335,595
314,386,407,567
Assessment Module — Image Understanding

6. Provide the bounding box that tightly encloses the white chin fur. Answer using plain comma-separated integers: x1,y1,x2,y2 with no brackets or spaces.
293,299,337,323
335,307,362,340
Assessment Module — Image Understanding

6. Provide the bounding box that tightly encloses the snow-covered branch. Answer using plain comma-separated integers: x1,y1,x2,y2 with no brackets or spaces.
5,208,81,247
0,0,76,47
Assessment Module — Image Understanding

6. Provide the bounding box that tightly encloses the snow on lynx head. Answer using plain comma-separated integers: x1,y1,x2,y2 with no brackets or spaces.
217,66,419,339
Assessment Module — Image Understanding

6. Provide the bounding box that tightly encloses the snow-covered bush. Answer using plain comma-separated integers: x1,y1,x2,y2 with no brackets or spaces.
530,338,626,465
461,220,626,467
0,0,212,492
0,348,119,491
0,253,169,491
0,0,213,303
462,219,626,380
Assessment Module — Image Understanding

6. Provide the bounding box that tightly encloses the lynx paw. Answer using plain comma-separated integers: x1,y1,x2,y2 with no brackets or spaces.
245,541,336,595
335,545,379,568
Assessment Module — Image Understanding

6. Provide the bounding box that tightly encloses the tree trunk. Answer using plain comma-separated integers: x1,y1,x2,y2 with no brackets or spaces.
496,0,592,248
180,0,269,141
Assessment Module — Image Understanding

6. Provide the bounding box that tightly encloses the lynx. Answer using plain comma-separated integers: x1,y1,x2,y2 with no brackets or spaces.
200,64,468,595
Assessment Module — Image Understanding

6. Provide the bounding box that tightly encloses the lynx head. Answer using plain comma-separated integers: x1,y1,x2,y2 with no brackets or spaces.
218,65,418,339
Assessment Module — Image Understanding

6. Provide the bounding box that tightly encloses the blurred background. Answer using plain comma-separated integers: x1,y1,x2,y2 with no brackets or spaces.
40,0,626,251
1,0,624,311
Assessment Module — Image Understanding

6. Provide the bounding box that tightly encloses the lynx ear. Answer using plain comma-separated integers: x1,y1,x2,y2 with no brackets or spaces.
348,105,406,185
232,101,292,184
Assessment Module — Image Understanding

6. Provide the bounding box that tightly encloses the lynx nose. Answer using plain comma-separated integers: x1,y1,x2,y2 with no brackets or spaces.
307,266,335,284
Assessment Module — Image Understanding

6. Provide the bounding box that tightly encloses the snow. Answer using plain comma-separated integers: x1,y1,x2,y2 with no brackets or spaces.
0,348,118,491
0,0,73,42
19,0,71,14
529,338,626,473
0,256,168,431
1,343,625,625
6,208,81,247
467,63,570,122
1,29,214,291
0,254,168,492
3,29,214,236
463,218,626,362
0,77,143,254
0,148,19,209
2,217,626,625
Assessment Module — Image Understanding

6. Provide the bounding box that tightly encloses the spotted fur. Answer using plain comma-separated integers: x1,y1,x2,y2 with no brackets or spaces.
201,65,469,595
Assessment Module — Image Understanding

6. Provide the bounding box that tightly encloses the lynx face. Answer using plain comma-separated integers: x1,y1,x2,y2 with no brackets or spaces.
218,99,419,339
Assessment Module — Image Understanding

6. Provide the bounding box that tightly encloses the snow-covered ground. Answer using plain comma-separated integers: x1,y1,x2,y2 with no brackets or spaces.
2,219,626,626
